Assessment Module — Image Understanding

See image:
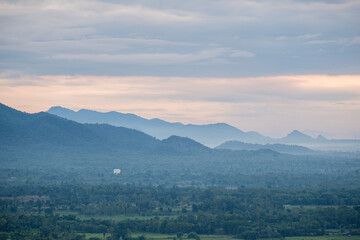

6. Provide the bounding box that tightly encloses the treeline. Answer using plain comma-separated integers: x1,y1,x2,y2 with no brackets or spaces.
0,214,108,240
97,207,359,237
1,166,360,188
0,184,360,239
1,184,360,212
1,205,359,240
1,184,360,216
0,213,145,240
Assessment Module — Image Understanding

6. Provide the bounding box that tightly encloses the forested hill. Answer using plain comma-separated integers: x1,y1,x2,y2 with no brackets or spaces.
0,102,213,154
216,140,316,154
0,103,100,147
0,102,157,150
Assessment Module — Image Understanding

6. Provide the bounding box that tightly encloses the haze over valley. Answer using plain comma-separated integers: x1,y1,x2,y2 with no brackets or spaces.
1,102,359,186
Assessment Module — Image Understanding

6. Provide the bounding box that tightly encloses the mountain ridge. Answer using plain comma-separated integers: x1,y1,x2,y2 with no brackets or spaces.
280,130,315,143
47,106,360,152
216,140,316,155
47,106,272,147
1,103,211,154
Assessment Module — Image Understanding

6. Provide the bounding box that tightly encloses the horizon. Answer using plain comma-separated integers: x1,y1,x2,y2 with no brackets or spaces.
1,100,358,140
44,105,352,140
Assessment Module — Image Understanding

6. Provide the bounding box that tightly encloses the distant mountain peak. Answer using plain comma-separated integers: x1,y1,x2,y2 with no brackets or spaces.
77,109,92,112
47,106,78,120
287,130,311,137
161,135,209,152
316,134,328,141
48,106,74,112
281,130,314,143
288,130,305,136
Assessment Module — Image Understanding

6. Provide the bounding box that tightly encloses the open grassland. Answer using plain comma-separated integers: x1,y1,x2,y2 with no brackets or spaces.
84,233,111,239
283,205,348,210
132,233,176,239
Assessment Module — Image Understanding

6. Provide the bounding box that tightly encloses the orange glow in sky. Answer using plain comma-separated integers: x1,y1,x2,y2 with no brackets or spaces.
1,74,359,138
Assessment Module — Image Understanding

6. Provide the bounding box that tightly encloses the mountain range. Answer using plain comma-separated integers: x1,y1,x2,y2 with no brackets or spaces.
0,103,210,154
47,106,360,151
1,102,360,186
47,106,272,147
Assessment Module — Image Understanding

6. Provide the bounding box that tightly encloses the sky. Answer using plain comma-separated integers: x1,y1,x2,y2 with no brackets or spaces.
0,0,360,138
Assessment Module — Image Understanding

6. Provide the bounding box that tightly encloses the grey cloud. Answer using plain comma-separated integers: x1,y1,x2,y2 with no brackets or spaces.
45,48,229,64
276,33,322,41
0,37,197,54
305,36,360,46
0,0,359,76
229,50,255,58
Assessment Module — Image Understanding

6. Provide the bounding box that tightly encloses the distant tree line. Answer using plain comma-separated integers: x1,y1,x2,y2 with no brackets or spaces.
0,184,359,239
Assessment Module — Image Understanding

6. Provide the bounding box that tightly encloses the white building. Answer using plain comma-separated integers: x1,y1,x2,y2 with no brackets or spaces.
113,169,121,175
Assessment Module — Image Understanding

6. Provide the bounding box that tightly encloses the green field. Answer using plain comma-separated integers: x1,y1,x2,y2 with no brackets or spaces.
283,205,348,210
84,233,111,239
132,233,176,239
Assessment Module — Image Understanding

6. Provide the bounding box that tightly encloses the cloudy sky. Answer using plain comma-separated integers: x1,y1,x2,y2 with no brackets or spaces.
0,0,359,138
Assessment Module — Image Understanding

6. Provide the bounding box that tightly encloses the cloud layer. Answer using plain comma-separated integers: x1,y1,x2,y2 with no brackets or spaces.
0,0,359,76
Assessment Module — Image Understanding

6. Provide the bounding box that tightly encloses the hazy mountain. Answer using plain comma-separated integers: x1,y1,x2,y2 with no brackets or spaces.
275,130,360,152
47,106,271,147
0,103,100,147
0,102,210,154
316,135,328,142
2,102,360,187
279,130,316,143
46,106,360,152
303,130,332,139
216,141,316,155
159,135,210,153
